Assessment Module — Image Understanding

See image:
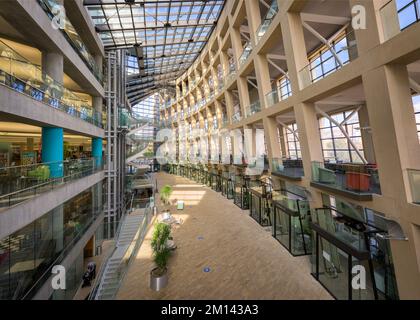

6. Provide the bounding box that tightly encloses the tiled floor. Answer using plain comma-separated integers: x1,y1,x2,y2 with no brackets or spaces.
116,172,332,300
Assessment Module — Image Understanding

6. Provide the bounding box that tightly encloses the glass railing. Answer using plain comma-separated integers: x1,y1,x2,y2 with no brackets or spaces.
238,42,253,67
380,0,420,41
256,0,279,42
298,30,358,89
272,190,312,256
245,100,261,117
37,0,103,83
311,161,381,197
408,169,420,204
272,158,304,179
0,158,102,208
266,78,292,107
221,114,229,127
311,207,368,252
231,111,242,123
0,39,102,127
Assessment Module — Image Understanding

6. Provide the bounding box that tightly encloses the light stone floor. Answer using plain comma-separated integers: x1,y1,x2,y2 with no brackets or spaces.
116,172,332,300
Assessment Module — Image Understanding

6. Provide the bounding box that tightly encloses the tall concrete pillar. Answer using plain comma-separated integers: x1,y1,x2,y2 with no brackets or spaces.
294,102,324,196
52,205,64,253
42,127,63,178
237,76,250,115
254,53,272,108
244,0,262,47
264,116,282,170
42,52,64,84
280,12,309,93
358,104,376,163
42,51,64,101
363,64,420,298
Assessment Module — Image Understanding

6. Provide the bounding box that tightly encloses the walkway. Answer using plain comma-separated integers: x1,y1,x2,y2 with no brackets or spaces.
116,172,332,300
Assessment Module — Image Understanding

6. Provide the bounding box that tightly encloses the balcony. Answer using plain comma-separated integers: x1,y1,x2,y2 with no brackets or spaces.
0,40,102,128
408,169,420,204
245,100,261,118
256,0,279,43
298,30,358,89
271,158,304,181
38,0,103,83
310,161,381,201
0,158,102,209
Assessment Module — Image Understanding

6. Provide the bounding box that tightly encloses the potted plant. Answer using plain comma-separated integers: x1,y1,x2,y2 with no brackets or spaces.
160,185,173,212
150,223,171,291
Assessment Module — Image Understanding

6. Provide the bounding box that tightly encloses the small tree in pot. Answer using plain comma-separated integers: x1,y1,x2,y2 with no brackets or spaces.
160,185,173,213
150,222,171,291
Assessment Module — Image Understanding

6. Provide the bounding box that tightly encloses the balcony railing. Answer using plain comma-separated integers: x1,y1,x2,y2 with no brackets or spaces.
245,100,261,118
238,42,253,67
256,0,279,42
231,111,242,123
298,30,358,88
271,158,304,180
0,40,102,127
311,161,381,200
38,0,103,83
266,77,292,107
0,158,102,208
408,169,420,204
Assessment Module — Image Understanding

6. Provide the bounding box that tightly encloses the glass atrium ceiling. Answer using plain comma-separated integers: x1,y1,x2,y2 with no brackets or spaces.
84,0,225,105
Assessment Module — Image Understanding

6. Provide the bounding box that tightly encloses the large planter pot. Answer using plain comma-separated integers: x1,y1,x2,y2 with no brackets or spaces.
150,267,168,291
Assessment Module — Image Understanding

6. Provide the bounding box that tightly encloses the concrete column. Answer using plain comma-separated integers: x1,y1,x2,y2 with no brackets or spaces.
237,76,250,115
363,65,420,298
254,53,272,108
264,117,282,170
363,65,420,199
52,205,64,253
42,127,64,178
280,12,309,93
294,102,324,184
244,125,256,160
92,137,103,167
244,0,262,47
220,50,230,76
94,54,103,77
358,104,376,163
225,90,235,122
279,126,288,158
230,27,243,66
42,52,64,84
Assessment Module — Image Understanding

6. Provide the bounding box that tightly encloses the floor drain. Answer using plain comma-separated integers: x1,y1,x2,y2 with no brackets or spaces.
197,236,204,240
203,267,211,273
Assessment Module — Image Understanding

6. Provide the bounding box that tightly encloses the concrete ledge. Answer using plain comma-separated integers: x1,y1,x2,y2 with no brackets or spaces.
310,181,373,202
32,212,104,300
0,171,105,239
0,85,104,138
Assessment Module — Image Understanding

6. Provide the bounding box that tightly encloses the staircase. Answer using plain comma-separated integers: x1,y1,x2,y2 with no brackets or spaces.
92,207,151,300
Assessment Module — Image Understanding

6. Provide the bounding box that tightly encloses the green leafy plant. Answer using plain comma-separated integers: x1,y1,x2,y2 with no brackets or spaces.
160,185,173,206
151,223,171,276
